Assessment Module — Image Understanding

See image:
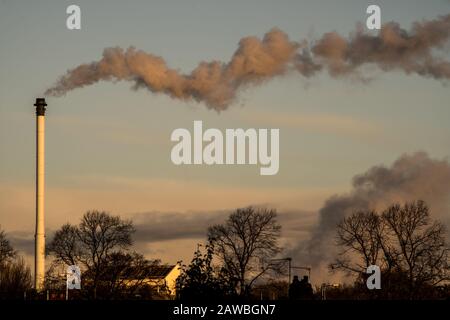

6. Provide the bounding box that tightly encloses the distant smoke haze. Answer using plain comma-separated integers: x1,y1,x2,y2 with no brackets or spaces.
9,153,450,285
46,14,450,110
289,152,450,282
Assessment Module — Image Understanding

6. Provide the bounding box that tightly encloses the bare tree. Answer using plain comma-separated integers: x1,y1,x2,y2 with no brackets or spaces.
331,201,450,298
0,228,31,298
0,257,32,298
207,207,282,296
47,210,138,299
47,224,81,266
331,211,383,274
382,201,450,290
0,228,15,264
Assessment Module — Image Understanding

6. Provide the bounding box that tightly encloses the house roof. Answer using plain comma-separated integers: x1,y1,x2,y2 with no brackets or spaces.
147,265,176,279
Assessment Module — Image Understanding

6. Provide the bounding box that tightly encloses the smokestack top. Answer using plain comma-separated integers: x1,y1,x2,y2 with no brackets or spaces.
34,98,47,116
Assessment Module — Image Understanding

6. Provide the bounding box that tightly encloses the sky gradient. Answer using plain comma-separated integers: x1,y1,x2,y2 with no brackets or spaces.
1,0,450,283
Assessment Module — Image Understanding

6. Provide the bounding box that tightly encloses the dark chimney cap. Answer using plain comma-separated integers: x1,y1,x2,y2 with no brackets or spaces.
34,98,47,116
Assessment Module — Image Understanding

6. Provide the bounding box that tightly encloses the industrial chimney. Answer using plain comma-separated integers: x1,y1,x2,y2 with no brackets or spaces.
34,98,46,291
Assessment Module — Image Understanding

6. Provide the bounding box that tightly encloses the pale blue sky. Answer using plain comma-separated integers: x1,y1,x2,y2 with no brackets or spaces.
0,1,449,263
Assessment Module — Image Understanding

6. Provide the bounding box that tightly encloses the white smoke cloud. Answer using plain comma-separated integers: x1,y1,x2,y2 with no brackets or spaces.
289,152,450,283
46,14,450,110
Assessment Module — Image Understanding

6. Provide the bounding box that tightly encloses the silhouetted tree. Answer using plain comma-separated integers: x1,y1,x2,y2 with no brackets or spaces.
0,228,15,264
0,228,32,299
47,210,158,299
207,207,282,296
332,210,383,274
331,201,450,299
0,257,32,299
176,244,236,300
95,252,163,299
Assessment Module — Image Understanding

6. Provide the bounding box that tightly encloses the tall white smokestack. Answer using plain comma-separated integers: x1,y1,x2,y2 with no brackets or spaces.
34,98,46,291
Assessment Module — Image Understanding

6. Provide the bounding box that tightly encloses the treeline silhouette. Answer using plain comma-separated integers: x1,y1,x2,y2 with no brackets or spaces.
0,229,32,299
0,201,449,300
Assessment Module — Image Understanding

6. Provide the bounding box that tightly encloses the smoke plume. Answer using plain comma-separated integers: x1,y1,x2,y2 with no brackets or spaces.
45,14,450,110
289,152,450,281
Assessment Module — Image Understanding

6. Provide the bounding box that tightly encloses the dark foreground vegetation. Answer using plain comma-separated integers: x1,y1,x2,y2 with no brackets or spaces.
0,201,449,300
